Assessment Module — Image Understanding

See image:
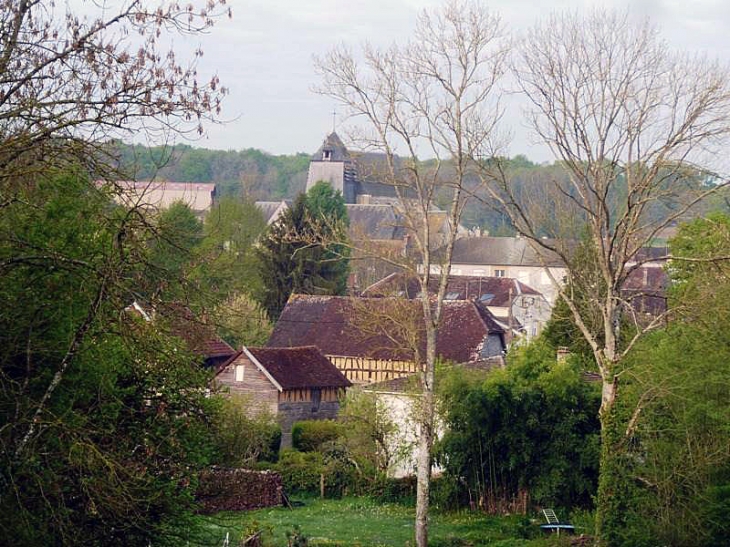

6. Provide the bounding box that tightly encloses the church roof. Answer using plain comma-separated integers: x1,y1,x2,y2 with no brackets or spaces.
312,132,351,162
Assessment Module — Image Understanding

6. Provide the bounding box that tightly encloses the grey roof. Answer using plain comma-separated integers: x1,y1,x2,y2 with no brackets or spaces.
346,204,405,240
311,132,351,162
255,200,292,225
450,237,565,268
361,273,544,307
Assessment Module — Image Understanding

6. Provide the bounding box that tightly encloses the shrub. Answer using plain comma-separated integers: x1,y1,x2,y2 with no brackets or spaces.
211,395,282,466
292,420,342,452
274,450,325,495
371,476,417,504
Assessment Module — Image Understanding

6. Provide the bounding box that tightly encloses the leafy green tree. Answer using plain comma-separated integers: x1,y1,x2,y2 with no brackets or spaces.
305,181,350,295
200,197,267,299
210,395,281,467
595,214,730,547
436,339,601,511
0,174,218,546
258,184,350,319
338,389,406,476
215,292,273,348
148,201,204,287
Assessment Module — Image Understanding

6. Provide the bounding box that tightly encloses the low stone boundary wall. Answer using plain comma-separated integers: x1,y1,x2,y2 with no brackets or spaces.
197,468,282,513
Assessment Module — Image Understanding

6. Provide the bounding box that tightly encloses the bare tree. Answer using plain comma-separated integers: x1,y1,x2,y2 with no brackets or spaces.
315,1,509,544
0,0,229,192
478,10,730,543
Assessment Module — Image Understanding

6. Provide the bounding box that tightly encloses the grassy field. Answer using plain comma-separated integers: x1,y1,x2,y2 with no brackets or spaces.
200,497,584,546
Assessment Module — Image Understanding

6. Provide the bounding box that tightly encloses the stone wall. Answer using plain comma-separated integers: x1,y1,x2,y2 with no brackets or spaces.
197,468,282,513
278,400,340,448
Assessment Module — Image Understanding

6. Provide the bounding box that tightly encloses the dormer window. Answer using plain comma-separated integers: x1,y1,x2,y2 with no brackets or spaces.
323,149,332,161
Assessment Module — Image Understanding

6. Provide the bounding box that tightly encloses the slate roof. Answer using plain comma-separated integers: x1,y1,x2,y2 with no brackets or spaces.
311,132,351,162
361,273,543,307
268,295,504,364
629,246,669,265
449,237,565,267
221,346,351,390
346,204,405,240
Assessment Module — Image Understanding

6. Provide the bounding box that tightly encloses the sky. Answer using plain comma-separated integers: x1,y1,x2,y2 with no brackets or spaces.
174,0,730,162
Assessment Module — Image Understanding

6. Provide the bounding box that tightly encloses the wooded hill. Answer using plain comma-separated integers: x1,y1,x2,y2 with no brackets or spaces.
109,142,730,236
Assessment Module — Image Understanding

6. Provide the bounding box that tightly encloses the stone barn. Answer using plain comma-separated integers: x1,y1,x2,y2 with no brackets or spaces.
216,346,351,448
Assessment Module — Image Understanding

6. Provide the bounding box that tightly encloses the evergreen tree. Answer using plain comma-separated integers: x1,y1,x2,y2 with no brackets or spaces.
258,183,349,319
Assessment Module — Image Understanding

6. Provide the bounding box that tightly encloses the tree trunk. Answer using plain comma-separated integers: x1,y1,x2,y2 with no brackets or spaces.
595,394,634,547
415,326,437,547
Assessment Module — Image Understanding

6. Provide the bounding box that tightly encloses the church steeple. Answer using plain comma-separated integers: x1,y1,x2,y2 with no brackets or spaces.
312,132,350,163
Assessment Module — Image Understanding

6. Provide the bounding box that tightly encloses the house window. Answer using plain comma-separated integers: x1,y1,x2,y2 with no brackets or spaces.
494,269,506,278
311,388,321,412
323,150,332,161
235,364,245,382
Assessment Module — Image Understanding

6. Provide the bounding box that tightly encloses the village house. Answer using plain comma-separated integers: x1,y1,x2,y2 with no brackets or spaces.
267,294,506,385
434,236,568,304
361,273,552,341
215,346,351,447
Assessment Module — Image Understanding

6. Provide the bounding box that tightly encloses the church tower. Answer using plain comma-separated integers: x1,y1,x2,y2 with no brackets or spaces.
305,132,358,203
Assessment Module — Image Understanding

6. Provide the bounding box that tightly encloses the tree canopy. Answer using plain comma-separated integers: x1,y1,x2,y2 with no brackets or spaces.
257,183,350,319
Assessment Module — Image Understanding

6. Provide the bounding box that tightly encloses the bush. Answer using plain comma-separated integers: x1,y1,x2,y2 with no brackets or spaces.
211,395,282,466
274,450,325,495
272,446,371,498
371,476,417,504
292,420,342,452
703,481,730,546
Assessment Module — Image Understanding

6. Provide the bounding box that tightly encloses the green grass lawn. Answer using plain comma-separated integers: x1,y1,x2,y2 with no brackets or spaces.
200,497,579,546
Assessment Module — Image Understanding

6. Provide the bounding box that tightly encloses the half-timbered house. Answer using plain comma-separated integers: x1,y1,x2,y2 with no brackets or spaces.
215,346,351,447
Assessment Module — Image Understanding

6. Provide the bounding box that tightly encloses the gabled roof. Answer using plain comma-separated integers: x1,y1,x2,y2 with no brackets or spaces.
255,200,292,225
449,237,565,268
220,346,351,391
268,295,504,364
361,273,544,307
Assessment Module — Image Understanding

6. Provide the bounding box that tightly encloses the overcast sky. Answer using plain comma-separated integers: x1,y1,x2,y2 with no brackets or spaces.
182,0,730,162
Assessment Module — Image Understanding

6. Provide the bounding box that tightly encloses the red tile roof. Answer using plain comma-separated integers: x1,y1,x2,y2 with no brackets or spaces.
220,346,351,390
268,295,505,364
